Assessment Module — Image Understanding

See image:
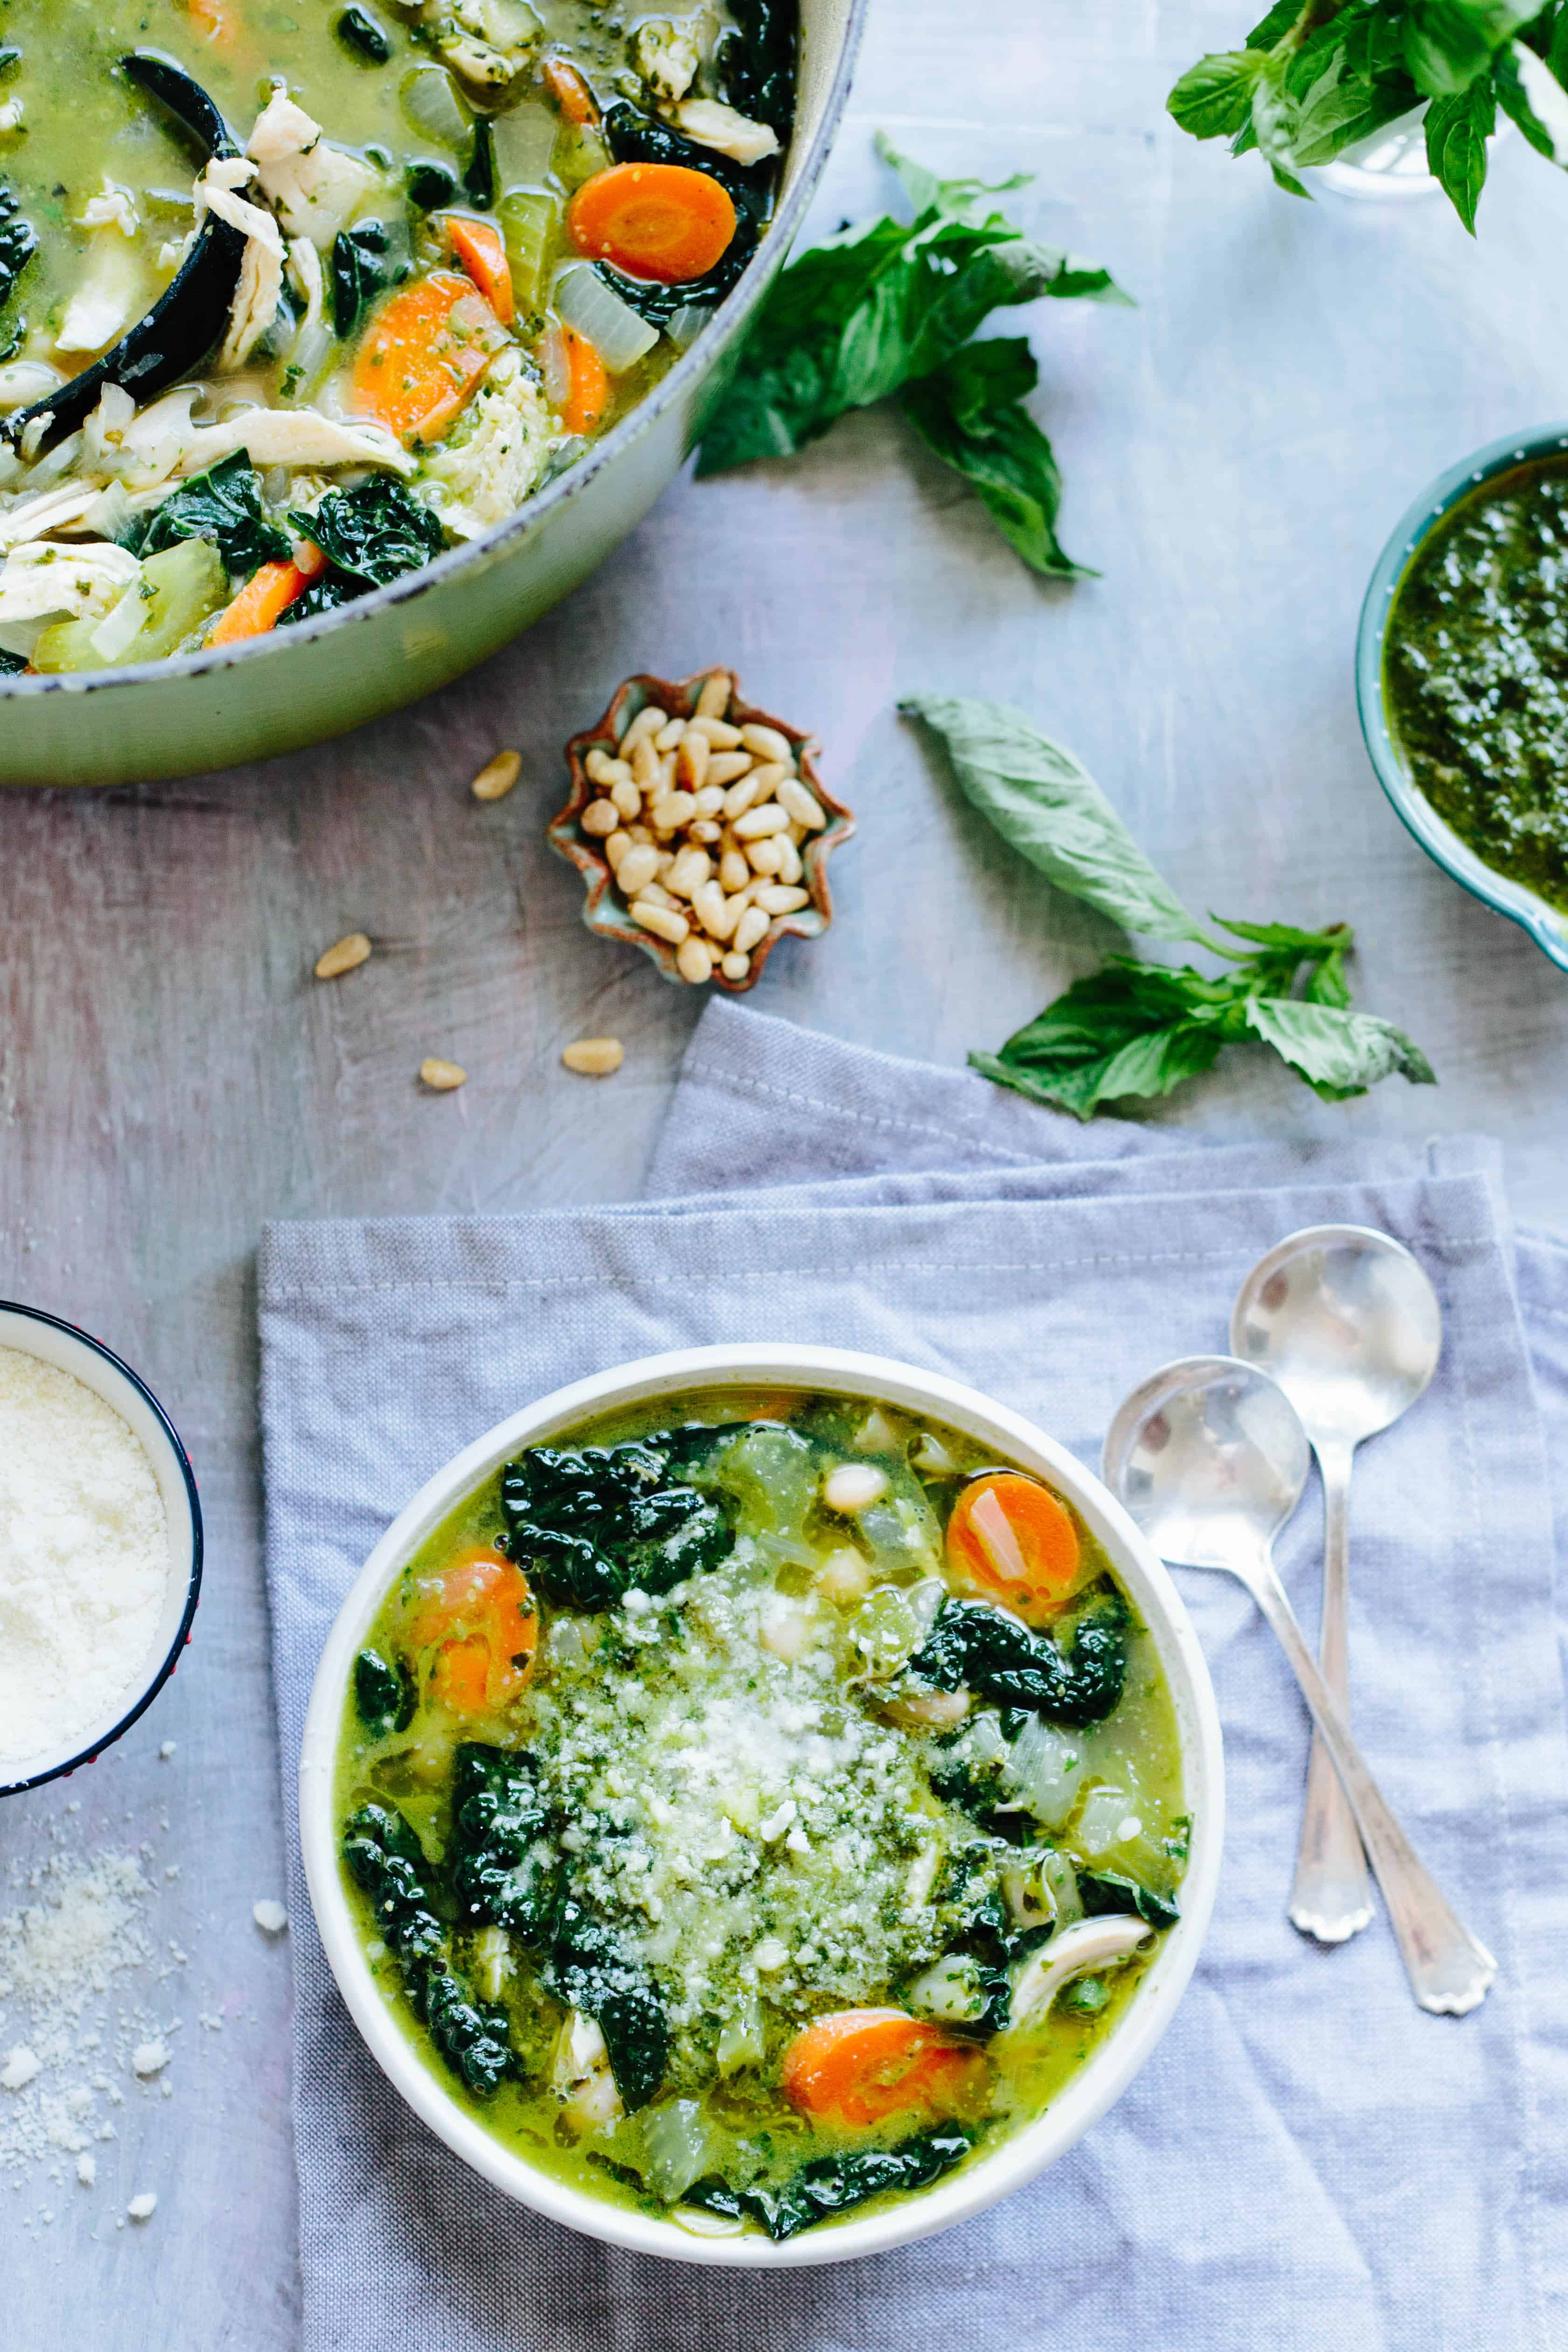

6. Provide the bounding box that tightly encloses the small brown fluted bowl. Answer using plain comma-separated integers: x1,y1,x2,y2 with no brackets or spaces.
549,668,855,991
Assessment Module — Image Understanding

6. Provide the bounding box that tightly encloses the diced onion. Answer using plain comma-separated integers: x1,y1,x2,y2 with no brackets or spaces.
399,63,472,154
536,323,571,407
492,104,557,191
90,578,151,666
554,263,658,374
663,301,712,351
1006,1714,1089,1830
640,2099,715,2205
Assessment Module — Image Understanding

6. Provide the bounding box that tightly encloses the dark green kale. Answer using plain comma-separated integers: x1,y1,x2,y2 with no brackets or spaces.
405,159,459,211
354,1647,416,1738
718,0,798,141
449,1743,558,1940
544,1896,669,2110
464,116,497,209
342,1802,512,2095
911,1590,1129,1724
330,219,399,339
603,102,767,208
139,450,291,577
283,477,446,621
595,209,760,331
685,2128,975,2239
337,3,393,63
0,647,28,676
1078,1869,1180,1931
500,1436,733,1612
0,181,37,329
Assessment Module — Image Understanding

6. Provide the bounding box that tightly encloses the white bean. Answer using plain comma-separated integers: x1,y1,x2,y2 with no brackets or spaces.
822,1463,888,1514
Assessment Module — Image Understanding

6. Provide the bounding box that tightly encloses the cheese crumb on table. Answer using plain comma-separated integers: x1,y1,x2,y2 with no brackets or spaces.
252,1900,288,1935
127,2191,157,2221
2,2045,41,2092
131,2039,169,2079
76,2153,96,2188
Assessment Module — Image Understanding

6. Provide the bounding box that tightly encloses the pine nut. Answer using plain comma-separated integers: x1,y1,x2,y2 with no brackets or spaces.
631,899,689,943
733,801,788,840
605,830,632,869
585,748,631,788
620,704,665,750
315,932,371,980
636,880,679,909
650,789,696,834
733,904,769,955
743,760,791,797
562,1036,624,1075
676,730,710,790
688,714,743,749
777,777,826,829
615,843,660,895
707,751,753,791
676,935,714,984
695,671,732,719
419,1058,467,1091
774,835,803,884
655,715,687,751
631,733,661,790
693,880,738,939
658,749,678,791
581,797,618,837
721,772,765,820
691,783,725,818
754,882,809,914
719,848,750,894
740,723,793,764
610,775,641,819
471,749,522,801
690,819,722,843
721,951,750,981
666,846,712,898
627,823,653,843
747,836,784,875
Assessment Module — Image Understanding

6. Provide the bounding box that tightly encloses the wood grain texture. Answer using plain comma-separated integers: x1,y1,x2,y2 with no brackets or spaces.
2,5,1566,2341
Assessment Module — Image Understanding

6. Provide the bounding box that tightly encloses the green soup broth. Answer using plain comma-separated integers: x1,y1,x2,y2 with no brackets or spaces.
335,1387,1189,2242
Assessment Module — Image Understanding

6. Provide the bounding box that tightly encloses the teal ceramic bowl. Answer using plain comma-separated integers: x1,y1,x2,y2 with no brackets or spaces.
0,0,867,789
1356,423,1568,973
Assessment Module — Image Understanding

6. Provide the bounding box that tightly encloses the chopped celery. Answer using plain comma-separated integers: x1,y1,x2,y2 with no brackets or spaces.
496,187,559,317
552,120,611,191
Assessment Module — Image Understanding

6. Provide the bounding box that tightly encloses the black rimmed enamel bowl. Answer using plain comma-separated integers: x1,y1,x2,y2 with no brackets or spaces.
1356,423,1568,973
0,1302,203,1797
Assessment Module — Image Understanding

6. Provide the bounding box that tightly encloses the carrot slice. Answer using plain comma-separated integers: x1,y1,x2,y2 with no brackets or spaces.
351,271,498,446
945,1473,1083,1626
406,1546,538,1716
558,326,608,434
445,215,515,327
542,56,599,126
566,163,735,285
208,541,326,645
781,2010,989,2132
185,0,240,44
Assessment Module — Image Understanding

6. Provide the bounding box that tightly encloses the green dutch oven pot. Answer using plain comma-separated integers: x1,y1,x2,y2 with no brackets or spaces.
0,0,868,788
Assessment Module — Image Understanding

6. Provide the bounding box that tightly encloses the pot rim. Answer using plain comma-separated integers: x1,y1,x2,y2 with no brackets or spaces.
299,1341,1225,2269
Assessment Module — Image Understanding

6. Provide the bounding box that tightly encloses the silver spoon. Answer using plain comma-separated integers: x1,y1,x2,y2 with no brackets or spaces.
1231,1227,1442,1945
1104,1355,1494,2017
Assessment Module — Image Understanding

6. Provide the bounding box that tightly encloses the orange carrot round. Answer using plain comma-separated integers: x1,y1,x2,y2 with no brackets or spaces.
945,1473,1083,1626
558,326,608,433
780,2010,989,2131
208,541,326,646
566,162,735,285
351,271,497,446
445,215,515,326
406,1546,538,1716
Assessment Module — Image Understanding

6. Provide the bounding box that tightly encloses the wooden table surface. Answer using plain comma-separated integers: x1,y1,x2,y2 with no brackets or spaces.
4,4,1567,2341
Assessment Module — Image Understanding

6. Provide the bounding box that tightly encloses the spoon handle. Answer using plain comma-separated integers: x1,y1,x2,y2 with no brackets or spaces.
1241,1555,1497,2016
1289,1438,1374,1943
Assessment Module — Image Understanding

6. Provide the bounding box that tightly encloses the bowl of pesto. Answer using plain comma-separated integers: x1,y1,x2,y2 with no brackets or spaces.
299,1345,1223,2264
1358,425,1568,971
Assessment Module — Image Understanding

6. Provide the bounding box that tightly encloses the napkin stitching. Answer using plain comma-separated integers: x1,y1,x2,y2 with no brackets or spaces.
681,1057,1043,1164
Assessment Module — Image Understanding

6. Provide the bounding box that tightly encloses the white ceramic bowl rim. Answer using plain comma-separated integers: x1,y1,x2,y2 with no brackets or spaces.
0,1299,204,1798
300,1343,1224,2268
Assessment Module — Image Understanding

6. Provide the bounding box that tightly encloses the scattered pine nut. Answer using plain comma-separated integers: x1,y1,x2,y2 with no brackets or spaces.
419,1058,467,1091
471,750,521,802
562,1037,624,1076
314,932,371,980
695,671,732,719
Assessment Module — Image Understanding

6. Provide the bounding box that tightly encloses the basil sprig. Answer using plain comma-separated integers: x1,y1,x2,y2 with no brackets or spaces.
1170,0,1568,234
905,694,1435,1118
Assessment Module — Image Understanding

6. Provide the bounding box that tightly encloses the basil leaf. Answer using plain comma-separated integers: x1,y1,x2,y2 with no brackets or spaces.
876,136,1032,221
1494,37,1568,162
875,137,1130,304
140,449,291,575
1425,75,1496,224
1403,0,1537,98
1167,50,1267,139
1249,51,1311,195
973,964,1230,1119
1246,0,1303,44
1289,28,1420,166
901,339,1091,580
1242,998,1437,1098
903,694,1206,942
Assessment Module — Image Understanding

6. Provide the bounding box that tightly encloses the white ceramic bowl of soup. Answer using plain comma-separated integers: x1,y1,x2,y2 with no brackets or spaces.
300,1343,1225,2267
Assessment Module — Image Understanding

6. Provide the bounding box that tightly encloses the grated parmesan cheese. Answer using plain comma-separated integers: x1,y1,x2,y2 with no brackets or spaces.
0,1345,171,1764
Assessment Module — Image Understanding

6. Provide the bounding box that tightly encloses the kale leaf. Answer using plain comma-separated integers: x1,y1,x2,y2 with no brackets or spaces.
283,477,445,621
718,0,798,141
545,1896,669,2110
910,1592,1129,1724
1078,1869,1181,1931
139,450,291,577
354,1647,416,1738
901,337,1092,581
342,1803,513,2095
0,647,28,676
685,2128,975,2239
501,1437,733,1611
330,219,399,340
595,105,765,328
0,181,37,321
336,3,393,63
449,1743,558,1940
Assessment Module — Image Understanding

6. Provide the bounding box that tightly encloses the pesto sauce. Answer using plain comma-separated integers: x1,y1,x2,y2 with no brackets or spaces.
1385,456,1568,917
334,1389,1189,2238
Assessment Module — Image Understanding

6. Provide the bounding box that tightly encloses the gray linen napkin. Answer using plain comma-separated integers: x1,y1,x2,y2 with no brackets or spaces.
259,1002,1568,2352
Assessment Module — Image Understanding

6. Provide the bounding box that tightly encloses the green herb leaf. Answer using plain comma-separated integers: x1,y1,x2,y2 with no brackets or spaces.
971,965,1228,1120
1424,75,1496,224
1241,997,1437,1098
1167,50,1267,139
900,339,1092,580
1403,0,1538,98
1249,50,1312,194
902,695,1206,941
1494,37,1568,161
140,449,291,576
876,136,1032,223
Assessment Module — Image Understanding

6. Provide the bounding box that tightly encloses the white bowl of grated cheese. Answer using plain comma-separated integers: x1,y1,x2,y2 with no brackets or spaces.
0,1301,203,1798
300,1345,1223,2267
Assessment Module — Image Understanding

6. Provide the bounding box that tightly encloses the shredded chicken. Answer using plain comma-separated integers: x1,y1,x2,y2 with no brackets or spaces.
246,89,377,248
194,159,287,372
671,98,780,167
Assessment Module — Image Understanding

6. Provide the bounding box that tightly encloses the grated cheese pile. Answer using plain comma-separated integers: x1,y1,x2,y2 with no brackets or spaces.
0,1345,171,1764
